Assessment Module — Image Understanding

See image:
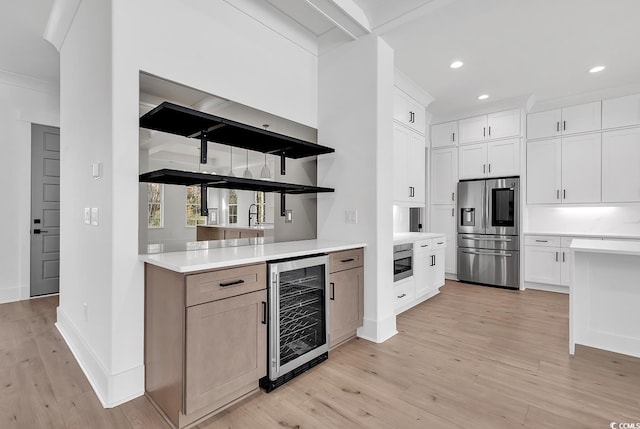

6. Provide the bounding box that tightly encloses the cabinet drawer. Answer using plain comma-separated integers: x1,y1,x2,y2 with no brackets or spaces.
431,237,446,249
414,239,431,250
394,279,415,311
524,236,560,247
329,248,364,273
186,263,266,307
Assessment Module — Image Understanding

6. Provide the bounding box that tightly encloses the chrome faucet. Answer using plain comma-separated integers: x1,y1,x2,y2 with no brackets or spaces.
248,203,258,227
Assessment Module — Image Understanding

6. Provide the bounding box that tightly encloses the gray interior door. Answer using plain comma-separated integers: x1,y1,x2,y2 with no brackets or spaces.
31,124,60,296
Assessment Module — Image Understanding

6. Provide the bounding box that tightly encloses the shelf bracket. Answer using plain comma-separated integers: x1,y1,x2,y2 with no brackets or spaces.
200,184,209,217
280,193,286,217
280,150,286,175
200,132,208,164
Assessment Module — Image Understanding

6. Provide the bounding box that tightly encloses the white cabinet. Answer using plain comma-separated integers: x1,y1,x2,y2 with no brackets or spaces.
413,240,430,298
561,134,601,204
431,147,458,205
602,94,640,129
428,244,446,290
524,235,602,288
459,115,488,144
459,109,521,144
602,128,640,202
527,102,601,139
431,121,458,148
431,205,456,275
459,138,520,180
526,134,601,204
394,122,425,205
394,90,425,135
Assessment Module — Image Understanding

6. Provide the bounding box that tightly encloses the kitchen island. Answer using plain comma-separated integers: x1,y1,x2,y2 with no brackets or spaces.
141,239,366,428
570,239,640,359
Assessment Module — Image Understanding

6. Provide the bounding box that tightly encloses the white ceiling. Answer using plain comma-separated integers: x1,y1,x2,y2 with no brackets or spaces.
0,0,58,82
5,0,640,123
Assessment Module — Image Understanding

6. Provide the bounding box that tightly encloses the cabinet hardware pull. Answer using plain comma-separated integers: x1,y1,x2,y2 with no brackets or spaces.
421,244,429,248
261,301,267,324
557,189,560,199
489,164,491,173
483,164,486,173
488,126,491,136
452,132,455,142
563,121,566,131
535,240,548,242
431,255,436,266
340,258,355,263
556,121,560,132
451,208,455,217
452,192,455,201
556,252,559,262
483,127,486,137
398,293,407,299
563,189,566,199
219,279,245,287
437,242,444,245
330,282,335,300
562,252,566,262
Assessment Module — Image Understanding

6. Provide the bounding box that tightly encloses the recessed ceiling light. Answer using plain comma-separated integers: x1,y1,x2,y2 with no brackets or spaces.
478,94,489,100
450,61,464,69
589,65,606,73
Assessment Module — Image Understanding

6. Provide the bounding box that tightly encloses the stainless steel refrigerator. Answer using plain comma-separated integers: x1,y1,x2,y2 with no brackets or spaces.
456,177,520,289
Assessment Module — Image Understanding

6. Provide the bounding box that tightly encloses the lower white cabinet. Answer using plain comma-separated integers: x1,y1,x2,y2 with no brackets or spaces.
430,205,456,275
395,237,446,314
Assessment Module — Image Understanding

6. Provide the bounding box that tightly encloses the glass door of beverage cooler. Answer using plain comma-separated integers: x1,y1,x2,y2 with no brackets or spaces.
268,255,329,382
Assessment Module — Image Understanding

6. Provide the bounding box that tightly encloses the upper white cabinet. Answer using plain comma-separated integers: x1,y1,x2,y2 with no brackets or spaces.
459,138,520,180
527,101,601,139
431,147,458,205
459,109,521,144
394,122,425,205
602,128,640,202
394,90,426,135
431,121,458,148
602,94,640,129
526,134,601,204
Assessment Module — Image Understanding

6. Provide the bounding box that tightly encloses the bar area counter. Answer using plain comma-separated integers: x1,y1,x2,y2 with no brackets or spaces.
570,239,640,358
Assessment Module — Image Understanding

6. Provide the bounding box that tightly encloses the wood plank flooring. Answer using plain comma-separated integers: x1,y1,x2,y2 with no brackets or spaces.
1,281,639,428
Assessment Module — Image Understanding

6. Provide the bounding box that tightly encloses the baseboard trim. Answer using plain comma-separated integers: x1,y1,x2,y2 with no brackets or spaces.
0,287,21,304
524,282,569,294
357,314,397,343
56,306,144,408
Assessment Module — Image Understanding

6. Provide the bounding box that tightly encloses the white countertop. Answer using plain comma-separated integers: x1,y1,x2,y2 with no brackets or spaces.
140,239,367,273
571,239,640,256
525,231,640,240
393,232,446,245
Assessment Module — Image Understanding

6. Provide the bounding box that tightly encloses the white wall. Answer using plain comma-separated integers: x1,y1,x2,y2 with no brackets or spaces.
57,0,319,407
0,72,59,304
317,35,396,343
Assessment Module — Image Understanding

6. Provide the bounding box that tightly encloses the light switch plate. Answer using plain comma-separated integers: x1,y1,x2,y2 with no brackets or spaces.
91,208,99,226
345,209,358,224
92,162,101,179
84,208,91,225
285,209,293,224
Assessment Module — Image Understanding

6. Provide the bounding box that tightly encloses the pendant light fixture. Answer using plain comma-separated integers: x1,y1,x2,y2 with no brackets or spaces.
260,124,272,180
243,149,253,179
227,147,234,177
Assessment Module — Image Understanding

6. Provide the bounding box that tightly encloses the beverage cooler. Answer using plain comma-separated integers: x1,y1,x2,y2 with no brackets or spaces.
261,254,329,392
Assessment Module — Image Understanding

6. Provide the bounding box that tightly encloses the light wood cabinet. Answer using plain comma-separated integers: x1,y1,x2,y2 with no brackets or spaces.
328,248,364,349
459,138,520,180
602,128,640,203
526,134,601,204
602,94,640,129
459,109,521,144
527,102,601,140
145,262,267,428
197,226,265,241
393,122,426,205
431,121,458,148
431,147,458,205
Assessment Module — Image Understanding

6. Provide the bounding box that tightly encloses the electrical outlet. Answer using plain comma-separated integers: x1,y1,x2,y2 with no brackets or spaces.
91,208,99,226
84,208,91,224
285,209,293,223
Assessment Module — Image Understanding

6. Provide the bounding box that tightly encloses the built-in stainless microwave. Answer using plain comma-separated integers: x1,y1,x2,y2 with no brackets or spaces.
393,243,413,282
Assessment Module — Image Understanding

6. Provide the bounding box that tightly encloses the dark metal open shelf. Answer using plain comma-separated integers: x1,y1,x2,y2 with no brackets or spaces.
140,169,334,217
139,102,334,160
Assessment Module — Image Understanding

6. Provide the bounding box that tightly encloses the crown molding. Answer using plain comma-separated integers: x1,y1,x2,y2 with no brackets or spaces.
0,69,59,94
43,0,82,52
394,68,434,108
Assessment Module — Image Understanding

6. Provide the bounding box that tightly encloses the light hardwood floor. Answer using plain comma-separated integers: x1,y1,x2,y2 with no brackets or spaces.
1,281,639,428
